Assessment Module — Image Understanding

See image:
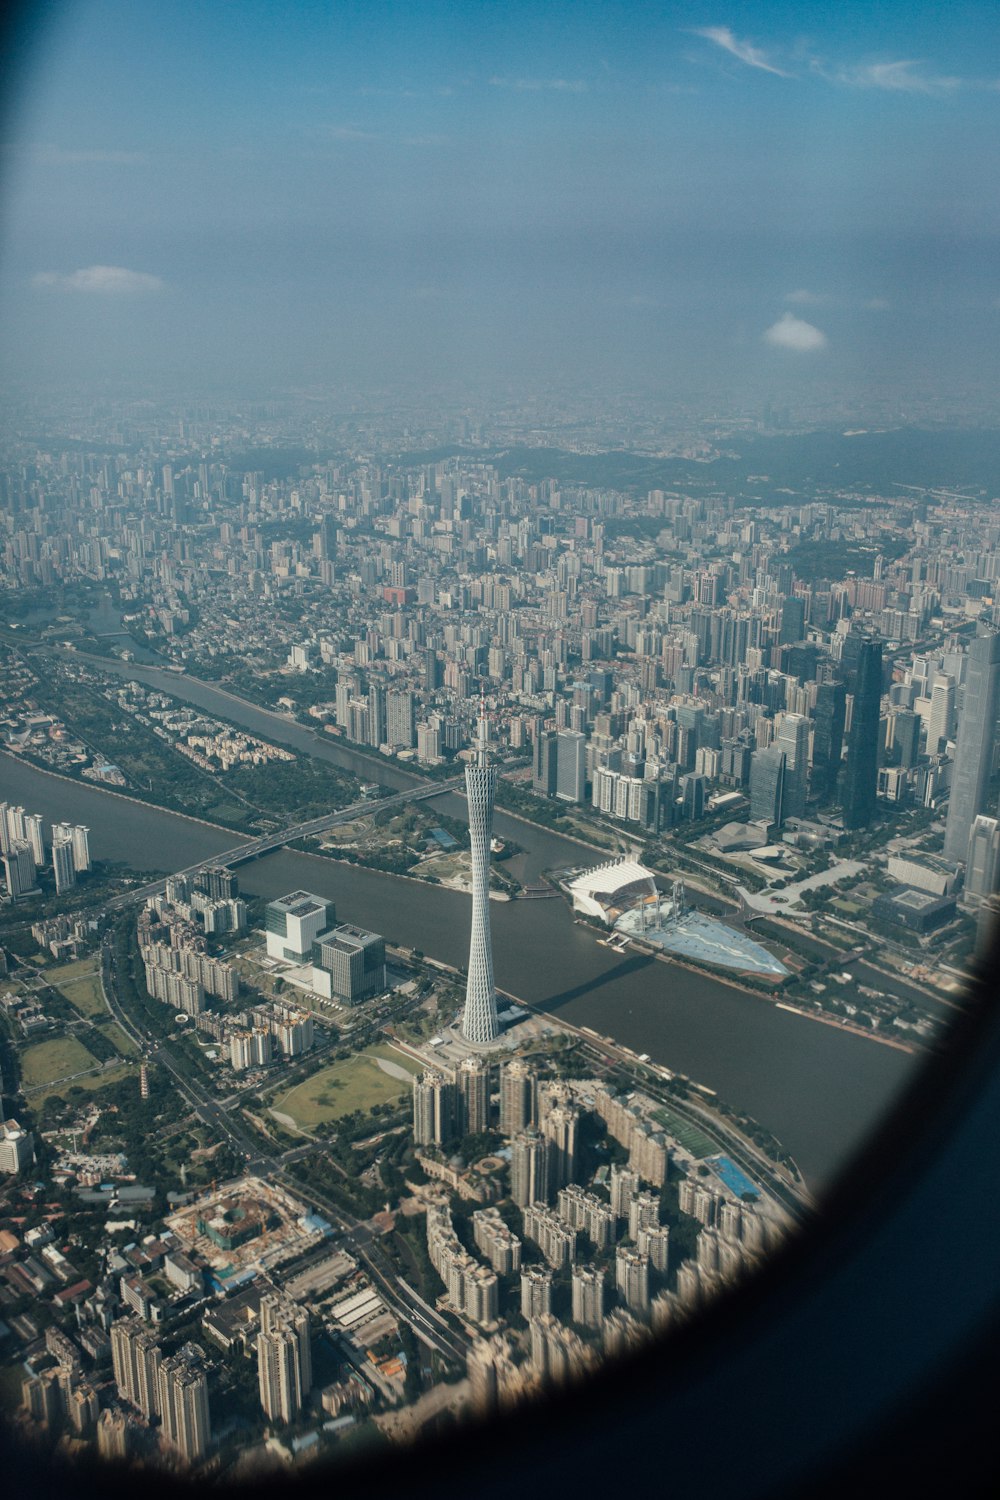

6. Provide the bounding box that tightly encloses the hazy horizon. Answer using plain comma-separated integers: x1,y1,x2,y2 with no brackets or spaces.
2,1,1000,413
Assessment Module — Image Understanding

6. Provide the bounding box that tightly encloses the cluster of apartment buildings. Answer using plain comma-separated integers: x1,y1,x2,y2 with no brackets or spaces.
1,801,90,902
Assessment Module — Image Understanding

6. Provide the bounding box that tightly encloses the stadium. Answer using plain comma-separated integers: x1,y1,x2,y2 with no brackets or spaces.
566,859,789,980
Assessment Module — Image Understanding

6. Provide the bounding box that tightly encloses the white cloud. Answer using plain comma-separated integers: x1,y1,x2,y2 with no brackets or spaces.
785,288,828,305
489,76,587,92
841,59,962,93
864,297,891,310
689,27,792,78
32,265,164,295
763,312,827,352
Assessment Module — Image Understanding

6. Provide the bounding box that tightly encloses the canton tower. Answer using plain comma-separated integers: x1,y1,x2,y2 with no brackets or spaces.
461,695,499,1045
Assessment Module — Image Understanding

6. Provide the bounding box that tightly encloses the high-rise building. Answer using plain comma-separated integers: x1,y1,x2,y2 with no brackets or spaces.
774,712,809,820
944,629,1000,862
413,1072,456,1146
511,1128,549,1207
257,1294,312,1423
456,1055,490,1135
810,677,845,802
416,718,443,764
0,803,26,852
368,682,387,748
520,1265,553,1320
609,1164,642,1219
424,647,443,692
196,865,238,901
965,816,1000,906
543,1103,579,1192
466,1334,526,1415
472,1207,522,1274
842,637,883,830
96,1407,132,1460
70,824,91,873
927,675,956,755
779,594,806,645
158,1345,211,1464
24,813,46,869
528,1312,594,1385
110,1318,162,1420
387,688,415,748
890,707,920,770
615,1246,651,1315
532,729,558,795
52,832,76,893
555,730,587,803
499,1058,536,1136
627,1190,660,1240
2,841,37,901
461,702,499,1045
749,746,785,825
636,1223,671,1273
571,1264,606,1329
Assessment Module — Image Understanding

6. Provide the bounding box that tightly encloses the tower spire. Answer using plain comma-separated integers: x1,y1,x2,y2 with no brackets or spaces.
462,685,499,1045
476,684,490,766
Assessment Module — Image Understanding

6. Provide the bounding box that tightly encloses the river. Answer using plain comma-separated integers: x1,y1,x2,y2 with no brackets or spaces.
0,746,924,1191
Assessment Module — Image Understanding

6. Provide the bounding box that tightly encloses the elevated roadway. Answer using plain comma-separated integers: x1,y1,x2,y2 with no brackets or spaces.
105,775,463,910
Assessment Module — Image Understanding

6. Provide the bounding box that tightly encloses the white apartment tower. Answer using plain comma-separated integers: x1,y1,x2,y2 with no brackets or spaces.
51,825,76,893
257,1294,312,1423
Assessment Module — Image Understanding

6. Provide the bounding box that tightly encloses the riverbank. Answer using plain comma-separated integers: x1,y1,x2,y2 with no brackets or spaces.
0,747,239,844
0,709,924,1190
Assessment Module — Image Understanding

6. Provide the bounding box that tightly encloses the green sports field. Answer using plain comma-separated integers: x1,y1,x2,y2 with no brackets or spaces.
654,1104,717,1159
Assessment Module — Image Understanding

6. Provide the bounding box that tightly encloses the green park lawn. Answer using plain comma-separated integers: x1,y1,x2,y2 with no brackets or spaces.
29,1064,131,1107
20,1034,101,1088
271,1045,422,1130
95,1018,140,1056
52,964,107,1018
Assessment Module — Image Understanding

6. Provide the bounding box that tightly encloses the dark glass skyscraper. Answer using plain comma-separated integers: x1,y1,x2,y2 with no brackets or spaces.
943,628,1000,863
842,637,882,829
749,746,785,825
812,679,846,803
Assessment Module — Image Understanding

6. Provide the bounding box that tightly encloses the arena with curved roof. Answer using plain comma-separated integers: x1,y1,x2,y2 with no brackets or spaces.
566,859,789,979
566,858,658,922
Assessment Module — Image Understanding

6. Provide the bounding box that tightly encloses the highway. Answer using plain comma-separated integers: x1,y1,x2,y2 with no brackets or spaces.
105,775,464,910
101,935,280,1169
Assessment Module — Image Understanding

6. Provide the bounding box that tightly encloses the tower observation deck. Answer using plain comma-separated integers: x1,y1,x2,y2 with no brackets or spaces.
461,698,500,1045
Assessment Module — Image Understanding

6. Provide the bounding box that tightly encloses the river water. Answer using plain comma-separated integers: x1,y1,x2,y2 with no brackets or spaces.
0,736,924,1190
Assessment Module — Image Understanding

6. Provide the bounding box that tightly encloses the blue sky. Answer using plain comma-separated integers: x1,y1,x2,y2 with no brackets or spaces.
2,0,1000,406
